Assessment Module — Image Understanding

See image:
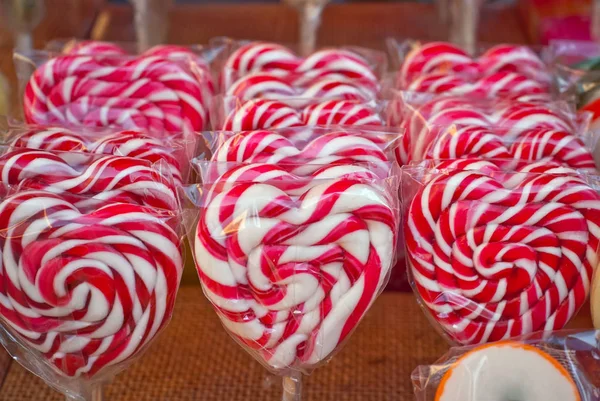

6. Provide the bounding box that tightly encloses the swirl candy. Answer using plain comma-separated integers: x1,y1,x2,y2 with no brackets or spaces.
226,72,377,105
398,41,548,89
62,41,214,92
24,53,208,133
405,167,600,345
397,97,577,165
210,129,391,178
404,71,549,99
404,125,596,172
222,99,384,131
222,41,380,90
195,163,397,369
9,127,185,185
0,190,183,377
0,149,178,211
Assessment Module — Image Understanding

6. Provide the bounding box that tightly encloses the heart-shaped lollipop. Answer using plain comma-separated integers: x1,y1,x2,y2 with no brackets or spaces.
195,163,397,369
0,191,183,377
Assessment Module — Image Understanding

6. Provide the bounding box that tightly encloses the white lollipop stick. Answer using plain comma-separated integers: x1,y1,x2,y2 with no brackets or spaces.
449,0,481,54
284,0,330,56
130,0,173,51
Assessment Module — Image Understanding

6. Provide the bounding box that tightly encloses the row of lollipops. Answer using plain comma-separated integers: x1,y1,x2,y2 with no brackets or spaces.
0,36,599,401
392,40,600,401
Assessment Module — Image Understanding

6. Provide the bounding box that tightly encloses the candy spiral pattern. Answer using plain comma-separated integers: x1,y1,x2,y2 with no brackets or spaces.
222,99,383,131
405,125,596,171
405,167,600,344
396,97,580,165
24,54,208,133
195,163,396,369
62,41,214,95
0,191,183,377
222,42,380,90
404,71,549,99
0,149,178,210
9,127,185,185
226,72,377,105
210,129,391,178
398,42,548,89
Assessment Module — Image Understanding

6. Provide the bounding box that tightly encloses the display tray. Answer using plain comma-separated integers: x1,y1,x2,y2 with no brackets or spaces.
0,287,592,401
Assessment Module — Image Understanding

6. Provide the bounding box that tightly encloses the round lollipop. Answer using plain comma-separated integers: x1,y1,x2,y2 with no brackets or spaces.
405,167,600,345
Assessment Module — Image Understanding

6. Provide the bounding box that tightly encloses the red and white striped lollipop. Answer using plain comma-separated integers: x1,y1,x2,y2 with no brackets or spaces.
398,42,480,88
63,41,214,94
479,44,548,82
195,163,396,369
24,54,208,134
396,97,577,165
0,190,183,377
222,99,383,131
226,72,377,106
405,167,600,345
398,42,548,89
409,125,596,172
405,71,549,99
222,42,379,90
0,149,178,211
9,127,185,186
210,129,391,178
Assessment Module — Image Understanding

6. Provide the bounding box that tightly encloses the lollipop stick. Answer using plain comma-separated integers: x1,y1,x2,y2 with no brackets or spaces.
593,0,600,42
285,0,329,56
65,385,103,401
448,0,480,54
282,371,302,401
130,0,172,52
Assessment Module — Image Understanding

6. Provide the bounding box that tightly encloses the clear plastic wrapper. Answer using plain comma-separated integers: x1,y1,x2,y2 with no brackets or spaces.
210,37,387,94
44,38,215,99
389,92,592,167
194,126,400,173
398,123,597,172
549,40,600,136
412,331,600,401
401,160,600,345
211,96,393,131
14,48,211,134
182,159,399,400
387,39,552,98
0,186,185,401
0,145,179,212
192,127,409,298
0,119,196,186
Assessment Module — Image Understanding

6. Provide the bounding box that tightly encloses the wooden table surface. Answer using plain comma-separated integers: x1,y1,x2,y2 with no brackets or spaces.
0,288,593,401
